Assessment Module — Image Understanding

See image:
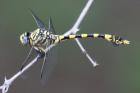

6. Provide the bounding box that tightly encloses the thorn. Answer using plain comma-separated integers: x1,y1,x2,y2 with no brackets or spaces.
4,77,7,81
93,63,99,67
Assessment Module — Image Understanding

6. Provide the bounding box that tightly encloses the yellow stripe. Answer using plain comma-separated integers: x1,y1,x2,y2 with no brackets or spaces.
69,35,76,39
29,38,33,45
81,34,88,38
104,34,112,41
93,33,99,38
59,35,64,40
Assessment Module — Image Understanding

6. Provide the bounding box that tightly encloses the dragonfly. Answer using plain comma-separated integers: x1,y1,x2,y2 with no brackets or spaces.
20,10,130,79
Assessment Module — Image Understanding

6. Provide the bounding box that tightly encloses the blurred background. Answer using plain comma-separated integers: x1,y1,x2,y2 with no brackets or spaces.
0,0,139,93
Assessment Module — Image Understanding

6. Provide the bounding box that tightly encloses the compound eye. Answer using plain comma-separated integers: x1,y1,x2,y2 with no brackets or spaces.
20,35,28,45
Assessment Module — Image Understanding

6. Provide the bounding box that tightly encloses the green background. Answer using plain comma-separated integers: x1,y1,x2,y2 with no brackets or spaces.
0,0,139,93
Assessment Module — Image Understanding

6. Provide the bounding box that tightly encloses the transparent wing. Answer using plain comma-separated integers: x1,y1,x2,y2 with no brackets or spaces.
29,9,46,31
40,21,57,84
40,46,58,85
48,17,56,34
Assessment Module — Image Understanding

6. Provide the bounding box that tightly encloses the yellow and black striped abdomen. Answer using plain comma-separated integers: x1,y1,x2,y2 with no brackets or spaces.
59,33,112,40
58,33,130,45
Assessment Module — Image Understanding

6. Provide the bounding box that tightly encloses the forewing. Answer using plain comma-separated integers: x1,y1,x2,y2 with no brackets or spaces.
30,9,46,31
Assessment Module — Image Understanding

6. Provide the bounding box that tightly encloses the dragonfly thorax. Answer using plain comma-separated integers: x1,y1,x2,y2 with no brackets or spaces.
27,28,57,47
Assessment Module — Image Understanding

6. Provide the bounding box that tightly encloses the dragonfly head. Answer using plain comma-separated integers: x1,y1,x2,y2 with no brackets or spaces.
20,32,30,45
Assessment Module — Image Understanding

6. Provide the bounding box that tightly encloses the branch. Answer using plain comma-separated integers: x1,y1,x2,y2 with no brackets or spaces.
75,38,98,66
46,0,98,67
0,0,96,93
64,0,94,35
64,0,98,67
0,55,40,93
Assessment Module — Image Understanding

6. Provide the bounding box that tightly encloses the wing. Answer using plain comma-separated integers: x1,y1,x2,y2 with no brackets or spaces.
40,46,58,85
40,17,57,82
29,9,46,31
48,17,56,34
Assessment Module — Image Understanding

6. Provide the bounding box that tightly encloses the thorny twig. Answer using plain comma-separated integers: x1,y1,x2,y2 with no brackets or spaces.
0,0,97,93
